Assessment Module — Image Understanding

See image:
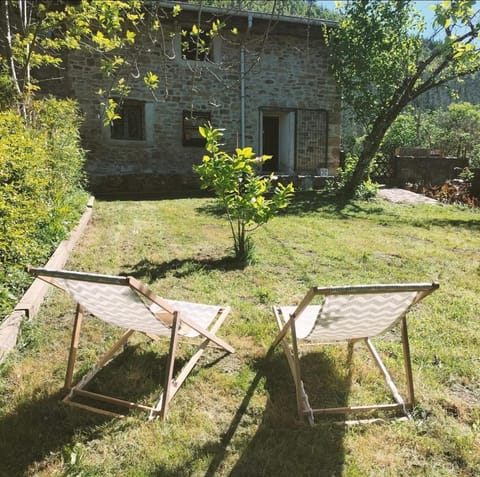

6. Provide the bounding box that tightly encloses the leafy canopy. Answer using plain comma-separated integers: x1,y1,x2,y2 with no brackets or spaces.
381,102,480,165
194,0,340,20
327,0,480,194
0,1,220,122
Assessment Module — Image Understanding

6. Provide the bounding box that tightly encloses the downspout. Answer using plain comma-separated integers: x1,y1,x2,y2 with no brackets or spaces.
240,46,245,148
240,13,253,148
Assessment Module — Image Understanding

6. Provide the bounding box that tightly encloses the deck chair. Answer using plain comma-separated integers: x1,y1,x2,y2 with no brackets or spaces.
27,266,234,420
271,282,439,425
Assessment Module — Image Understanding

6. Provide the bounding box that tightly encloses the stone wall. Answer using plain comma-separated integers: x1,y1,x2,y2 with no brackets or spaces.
470,168,480,197
66,9,341,195
394,156,468,186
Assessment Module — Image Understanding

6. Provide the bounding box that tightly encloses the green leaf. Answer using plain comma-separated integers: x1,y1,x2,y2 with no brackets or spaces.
144,71,159,90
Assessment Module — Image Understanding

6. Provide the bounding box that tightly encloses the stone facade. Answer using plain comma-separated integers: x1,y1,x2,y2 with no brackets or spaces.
66,5,341,196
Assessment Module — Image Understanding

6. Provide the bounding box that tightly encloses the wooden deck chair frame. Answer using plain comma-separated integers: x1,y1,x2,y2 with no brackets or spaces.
28,266,234,420
271,282,439,425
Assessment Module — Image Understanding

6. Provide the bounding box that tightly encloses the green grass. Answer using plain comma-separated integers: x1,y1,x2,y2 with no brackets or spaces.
1,192,479,476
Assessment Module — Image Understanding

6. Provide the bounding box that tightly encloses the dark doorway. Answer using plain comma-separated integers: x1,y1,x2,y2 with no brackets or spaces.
262,116,279,171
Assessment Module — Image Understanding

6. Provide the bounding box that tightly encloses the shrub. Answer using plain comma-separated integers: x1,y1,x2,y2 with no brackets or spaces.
0,98,87,321
194,125,294,264
0,63,17,110
327,153,380,200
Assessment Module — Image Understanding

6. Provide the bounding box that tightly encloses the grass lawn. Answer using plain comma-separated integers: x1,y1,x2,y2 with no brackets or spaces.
0,192,479,476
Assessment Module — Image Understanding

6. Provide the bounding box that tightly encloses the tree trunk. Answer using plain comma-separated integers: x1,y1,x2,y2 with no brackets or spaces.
342,133,383,197
342,107,403,198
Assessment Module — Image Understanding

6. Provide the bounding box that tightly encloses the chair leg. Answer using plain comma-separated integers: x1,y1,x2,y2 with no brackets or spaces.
159,312,181,420
300,381,314,426
149,308,234,421
289,321,305,420
273,307,314,424
65,304,84,390
273,308,298,381
282,339,313,424
365,338,408,416
400,317,415,409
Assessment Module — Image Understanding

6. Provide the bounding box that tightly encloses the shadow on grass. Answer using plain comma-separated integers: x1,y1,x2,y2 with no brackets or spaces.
149,349,351,477
0,341,198,477
223,350,351,477
0,387,108,477
123,256,246,282
194,191,351,218
282,191,352,216
76,343,231,414
78,345,172,405
196,190,480,231
195,191,390,223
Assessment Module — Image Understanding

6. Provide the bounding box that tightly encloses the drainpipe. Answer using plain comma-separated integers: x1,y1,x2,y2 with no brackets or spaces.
240,46,245,148
240,13,253,148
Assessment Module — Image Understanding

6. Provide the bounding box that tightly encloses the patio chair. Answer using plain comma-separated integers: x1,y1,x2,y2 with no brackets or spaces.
271,282,439,425
27,266,234,420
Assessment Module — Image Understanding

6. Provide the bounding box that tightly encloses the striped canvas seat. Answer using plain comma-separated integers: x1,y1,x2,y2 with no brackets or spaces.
276,291,418,341
55,277,221,338
271,283,439,425
28,266,234,420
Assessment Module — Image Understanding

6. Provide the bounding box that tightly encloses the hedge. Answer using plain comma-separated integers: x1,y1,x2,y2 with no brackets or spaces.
0,98,88,322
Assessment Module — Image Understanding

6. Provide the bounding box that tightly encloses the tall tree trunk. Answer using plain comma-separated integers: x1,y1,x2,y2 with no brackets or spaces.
342,106,403,198
3,0,21,97
343,134,382,197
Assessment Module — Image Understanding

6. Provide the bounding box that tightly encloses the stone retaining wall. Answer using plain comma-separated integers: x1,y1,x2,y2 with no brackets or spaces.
394,157,468,186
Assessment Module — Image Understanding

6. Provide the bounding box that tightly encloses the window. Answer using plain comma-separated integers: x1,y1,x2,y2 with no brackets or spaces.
181,25,213,61
183,111,211,147
111,100,145,141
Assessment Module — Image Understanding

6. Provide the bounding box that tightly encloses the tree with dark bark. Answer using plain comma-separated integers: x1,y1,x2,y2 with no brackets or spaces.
327,0,480,197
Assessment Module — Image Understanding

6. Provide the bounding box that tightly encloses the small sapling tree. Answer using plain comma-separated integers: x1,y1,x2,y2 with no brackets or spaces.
194,125,294,264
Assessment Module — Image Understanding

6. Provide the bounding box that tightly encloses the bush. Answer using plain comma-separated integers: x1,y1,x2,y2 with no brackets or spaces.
0,63,17,110
327,153,380,200
0,98,87,322
194,125,294,264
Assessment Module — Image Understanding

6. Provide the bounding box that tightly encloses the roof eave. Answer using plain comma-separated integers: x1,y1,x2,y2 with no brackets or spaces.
152,1,338,29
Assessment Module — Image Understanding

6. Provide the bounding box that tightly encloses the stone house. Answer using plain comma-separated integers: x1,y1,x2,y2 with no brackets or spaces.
66,2,341,196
